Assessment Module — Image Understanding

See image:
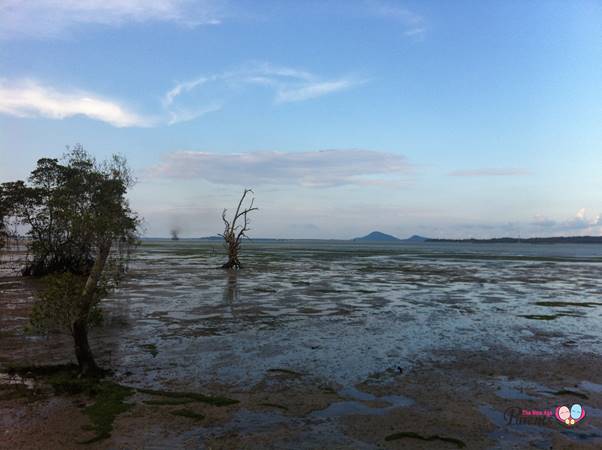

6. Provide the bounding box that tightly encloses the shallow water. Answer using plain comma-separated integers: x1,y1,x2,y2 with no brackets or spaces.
2,240,602,389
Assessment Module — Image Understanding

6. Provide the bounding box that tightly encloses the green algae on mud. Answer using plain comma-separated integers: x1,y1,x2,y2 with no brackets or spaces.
143,397,195,405
259,402,289,411
1,365,238,443
138,388,239,406
170,408,205,420
519,312,585,320
141,343,158,357
551,388,589,400
385,431,466,448
79,382,134,444
534,301,602,308
4,364,135,444
267,368,304,377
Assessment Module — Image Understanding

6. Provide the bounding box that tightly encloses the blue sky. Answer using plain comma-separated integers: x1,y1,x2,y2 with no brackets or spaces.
1,0,601,238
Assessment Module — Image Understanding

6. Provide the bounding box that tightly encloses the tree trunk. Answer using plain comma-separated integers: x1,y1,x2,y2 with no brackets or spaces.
221,259,240,269
73,242,111,376
81,243,111,303
72,319,100,376
221,240,241,269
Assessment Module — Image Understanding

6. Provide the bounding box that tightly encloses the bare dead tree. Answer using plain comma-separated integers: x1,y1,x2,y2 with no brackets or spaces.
219,189,258,269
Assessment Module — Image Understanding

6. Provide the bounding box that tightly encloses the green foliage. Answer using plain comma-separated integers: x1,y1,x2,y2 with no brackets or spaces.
0,183,13,252
0,144,139,277
0,187,5,250
30,273,104,334
1,145,139,350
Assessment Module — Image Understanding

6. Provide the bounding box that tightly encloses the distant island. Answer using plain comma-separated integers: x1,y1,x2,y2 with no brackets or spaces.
353,231,400,242
352,231,428,243
426,236,602,244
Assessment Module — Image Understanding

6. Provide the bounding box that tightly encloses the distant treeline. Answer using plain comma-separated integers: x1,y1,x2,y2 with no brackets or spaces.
426,236,602,244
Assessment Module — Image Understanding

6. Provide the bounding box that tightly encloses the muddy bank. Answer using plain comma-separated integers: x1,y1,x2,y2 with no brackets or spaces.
2,349,602,449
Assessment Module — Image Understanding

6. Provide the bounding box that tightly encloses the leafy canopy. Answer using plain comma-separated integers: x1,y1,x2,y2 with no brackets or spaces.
0,144,139,277
1,145,139,334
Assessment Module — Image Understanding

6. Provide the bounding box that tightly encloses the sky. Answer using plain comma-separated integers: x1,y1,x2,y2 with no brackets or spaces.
1,0,601,239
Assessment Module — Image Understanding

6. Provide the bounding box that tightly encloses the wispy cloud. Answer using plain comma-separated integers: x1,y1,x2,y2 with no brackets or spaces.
163,77,209,107
148,149,411,187
448,168,531,177
366,0,426,38
166,103,222,125
275,79,360,103
164,63,365,115
0,62,365,127
0,0,224,39
0,79,152,127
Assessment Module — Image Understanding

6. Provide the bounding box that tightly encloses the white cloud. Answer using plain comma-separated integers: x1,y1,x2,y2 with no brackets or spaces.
148,149,412,187
244,62,316,82
166,103,222,125
0,79,152,127
529,209,602,235
163,77,209,107
275,79,360,103
163,63,366,119
0,62,363,127
0,0,224,39
449,168,531,177
367,0,426,38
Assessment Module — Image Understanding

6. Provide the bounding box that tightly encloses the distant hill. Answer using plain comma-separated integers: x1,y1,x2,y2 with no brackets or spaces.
195,232,430,243
405,235,428,242
353,231,401,242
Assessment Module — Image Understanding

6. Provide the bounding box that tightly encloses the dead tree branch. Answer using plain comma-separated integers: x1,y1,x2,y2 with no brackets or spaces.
219,189,258,269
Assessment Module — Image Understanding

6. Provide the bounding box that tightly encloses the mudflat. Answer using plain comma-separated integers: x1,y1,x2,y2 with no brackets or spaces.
2,240,602,449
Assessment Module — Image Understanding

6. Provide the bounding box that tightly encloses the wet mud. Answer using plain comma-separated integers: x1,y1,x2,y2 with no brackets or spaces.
2,241,602,448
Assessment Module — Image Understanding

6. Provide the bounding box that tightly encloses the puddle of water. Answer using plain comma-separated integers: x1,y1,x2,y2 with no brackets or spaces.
311,385,413,418
493,377,551,401
495,384,535,401
579,381,602,394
